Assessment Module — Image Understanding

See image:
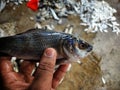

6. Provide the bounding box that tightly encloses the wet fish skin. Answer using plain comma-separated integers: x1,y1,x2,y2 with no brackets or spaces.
0,28,92,64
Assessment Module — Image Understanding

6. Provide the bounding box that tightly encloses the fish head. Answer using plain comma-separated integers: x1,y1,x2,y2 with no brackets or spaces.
62,36,93,62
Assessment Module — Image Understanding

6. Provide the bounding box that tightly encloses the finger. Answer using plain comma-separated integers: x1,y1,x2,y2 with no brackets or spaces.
19,61,35,83
20,61,35,75
0,57,24,80
0,57,24,83
52,64,70,89
0,57,29,89
0,57,14,74
29,48,57,90
0,57,22,79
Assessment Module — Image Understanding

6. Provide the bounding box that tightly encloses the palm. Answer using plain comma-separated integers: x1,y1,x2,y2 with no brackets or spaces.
0,56,69,90
0,58,34,90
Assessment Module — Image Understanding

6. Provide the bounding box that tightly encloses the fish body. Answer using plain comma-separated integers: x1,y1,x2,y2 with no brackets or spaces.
0,28,92,64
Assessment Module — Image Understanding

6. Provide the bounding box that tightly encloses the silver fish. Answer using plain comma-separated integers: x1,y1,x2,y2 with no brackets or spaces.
0,28,92,64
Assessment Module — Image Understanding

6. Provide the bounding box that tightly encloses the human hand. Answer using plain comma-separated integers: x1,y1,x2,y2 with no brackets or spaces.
0,48,69,90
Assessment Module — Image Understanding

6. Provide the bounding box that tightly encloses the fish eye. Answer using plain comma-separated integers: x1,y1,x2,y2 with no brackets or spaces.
79,43,87,49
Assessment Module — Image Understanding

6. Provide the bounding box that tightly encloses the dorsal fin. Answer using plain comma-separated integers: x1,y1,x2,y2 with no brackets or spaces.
16,28,43,35
16,28,51,35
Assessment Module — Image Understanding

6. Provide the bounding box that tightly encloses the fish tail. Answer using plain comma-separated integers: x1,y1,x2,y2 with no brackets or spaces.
0,37,6,49
0,36,21,57
0,52,10,57
0,36,12,53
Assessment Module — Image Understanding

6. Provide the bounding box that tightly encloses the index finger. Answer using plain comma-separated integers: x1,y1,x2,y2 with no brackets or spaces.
0,57,13,75
52,64,70,89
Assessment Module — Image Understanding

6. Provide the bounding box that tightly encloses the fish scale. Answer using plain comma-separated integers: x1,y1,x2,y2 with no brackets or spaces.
0,29,65,59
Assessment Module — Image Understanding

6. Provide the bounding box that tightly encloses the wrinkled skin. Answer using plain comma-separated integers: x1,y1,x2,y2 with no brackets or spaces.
0,48,69,90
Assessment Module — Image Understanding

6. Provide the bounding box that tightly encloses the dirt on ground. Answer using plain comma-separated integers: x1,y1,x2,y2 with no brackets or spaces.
0,0,120,90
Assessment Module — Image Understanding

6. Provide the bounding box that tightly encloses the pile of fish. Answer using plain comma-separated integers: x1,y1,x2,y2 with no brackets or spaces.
0,0,29,12
79,0,120,34
36,0,120,34
0,28,5,37
0,0,120,34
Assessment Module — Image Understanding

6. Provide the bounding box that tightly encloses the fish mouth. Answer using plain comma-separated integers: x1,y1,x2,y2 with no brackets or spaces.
75,46,88,58
87,45,93,52
63,46,89,62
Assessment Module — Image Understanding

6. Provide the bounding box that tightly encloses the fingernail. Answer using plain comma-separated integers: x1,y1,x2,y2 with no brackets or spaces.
44,48,55,58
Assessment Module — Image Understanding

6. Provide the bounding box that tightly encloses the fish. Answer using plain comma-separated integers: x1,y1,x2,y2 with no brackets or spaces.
0,28,93,64
0,0,6,12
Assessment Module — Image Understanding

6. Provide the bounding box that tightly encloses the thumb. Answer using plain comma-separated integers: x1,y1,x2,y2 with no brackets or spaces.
35,48,57,78
29,48,57,90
